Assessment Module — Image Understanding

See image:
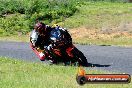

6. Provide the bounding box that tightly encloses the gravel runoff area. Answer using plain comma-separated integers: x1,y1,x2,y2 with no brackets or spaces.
0,41,132,74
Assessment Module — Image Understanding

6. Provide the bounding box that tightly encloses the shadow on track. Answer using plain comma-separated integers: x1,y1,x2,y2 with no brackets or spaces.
87,63,111,67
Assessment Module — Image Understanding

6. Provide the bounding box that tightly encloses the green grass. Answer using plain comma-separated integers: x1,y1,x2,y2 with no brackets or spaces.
0,57,131,88
61,2,132,29
73,37,132,47
0,35,29,42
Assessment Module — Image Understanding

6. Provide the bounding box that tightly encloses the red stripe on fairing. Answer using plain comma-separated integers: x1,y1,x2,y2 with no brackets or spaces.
30,43,45,61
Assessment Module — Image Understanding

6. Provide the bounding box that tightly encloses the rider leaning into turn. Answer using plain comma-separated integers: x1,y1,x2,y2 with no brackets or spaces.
30,21,73,63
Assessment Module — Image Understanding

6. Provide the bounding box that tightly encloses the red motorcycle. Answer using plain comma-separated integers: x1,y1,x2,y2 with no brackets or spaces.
42,42,88,66
30,26,88,66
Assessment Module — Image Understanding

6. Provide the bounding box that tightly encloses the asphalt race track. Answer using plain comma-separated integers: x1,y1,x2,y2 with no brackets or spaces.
0,41,132,74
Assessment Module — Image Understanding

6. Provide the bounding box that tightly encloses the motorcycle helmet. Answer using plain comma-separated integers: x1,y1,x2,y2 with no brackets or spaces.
34,22,46,34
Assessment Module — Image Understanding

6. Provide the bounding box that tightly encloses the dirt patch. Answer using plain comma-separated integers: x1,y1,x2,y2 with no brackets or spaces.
69,27,98,39
69,26,132,40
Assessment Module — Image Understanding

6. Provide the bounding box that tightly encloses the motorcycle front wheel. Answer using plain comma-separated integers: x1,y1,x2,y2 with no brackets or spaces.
72,47,88,67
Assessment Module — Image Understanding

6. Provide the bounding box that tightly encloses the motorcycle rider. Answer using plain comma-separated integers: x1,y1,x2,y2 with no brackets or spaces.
30,22,52,61
30,21,73,64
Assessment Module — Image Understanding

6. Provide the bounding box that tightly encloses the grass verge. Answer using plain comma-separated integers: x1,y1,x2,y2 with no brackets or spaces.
69,28,132,46
0,2,132,46
0,57,131,88
60,2,132,46
61,2,132,29
0,35,29,42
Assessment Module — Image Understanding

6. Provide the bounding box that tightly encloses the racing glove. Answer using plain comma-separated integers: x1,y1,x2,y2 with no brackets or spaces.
44,44,53,51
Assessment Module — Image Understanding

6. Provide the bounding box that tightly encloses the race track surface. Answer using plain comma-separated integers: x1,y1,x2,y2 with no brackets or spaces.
0,41,132,74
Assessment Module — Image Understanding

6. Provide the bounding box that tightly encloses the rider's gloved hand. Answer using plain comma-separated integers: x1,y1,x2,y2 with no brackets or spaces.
47,44,52,50
44,44,52,51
